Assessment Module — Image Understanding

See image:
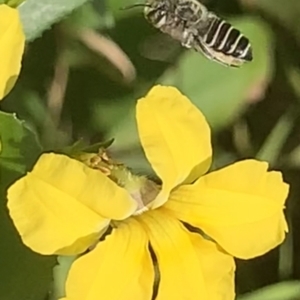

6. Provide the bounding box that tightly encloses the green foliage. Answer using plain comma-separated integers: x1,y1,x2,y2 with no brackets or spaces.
51,256,77,300
237,281,300,300
256,106,299,165
159,17,273,130
0,112,41,184
252,0,300,45
0,216,55,300
18,0,92,41
0,112,55,300
1,0,300,299
2,0,24,7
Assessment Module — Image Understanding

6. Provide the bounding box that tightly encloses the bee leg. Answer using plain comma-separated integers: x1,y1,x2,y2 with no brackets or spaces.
195,40,232,67
181,29,196,48
194,39,213,58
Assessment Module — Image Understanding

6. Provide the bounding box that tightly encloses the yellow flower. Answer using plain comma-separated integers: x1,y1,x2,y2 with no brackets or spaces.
7,86,289,300
0,4,25,100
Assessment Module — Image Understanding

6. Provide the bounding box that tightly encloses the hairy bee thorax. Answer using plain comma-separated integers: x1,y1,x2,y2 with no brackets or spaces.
174,0,206,24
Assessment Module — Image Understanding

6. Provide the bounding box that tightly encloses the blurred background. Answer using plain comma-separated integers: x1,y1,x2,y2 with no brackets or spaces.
1,0,300,299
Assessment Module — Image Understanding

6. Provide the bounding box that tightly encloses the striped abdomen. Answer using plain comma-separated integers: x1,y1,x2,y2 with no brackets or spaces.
203,17,253,62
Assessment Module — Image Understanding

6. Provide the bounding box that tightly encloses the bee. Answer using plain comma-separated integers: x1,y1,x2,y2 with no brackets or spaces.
122,0,253,67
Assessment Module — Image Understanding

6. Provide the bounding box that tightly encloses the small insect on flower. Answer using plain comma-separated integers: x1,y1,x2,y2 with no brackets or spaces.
122,0,253,67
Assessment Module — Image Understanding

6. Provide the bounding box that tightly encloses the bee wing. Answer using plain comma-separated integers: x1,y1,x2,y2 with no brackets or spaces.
138,32,182,63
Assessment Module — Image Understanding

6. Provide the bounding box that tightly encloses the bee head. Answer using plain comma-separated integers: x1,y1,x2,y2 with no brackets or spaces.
143,0,175,27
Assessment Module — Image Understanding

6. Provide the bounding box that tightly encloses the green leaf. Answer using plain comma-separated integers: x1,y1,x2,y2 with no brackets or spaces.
2,0,24,7
237,281,300,300
0,204,55,300
18,0,92,41
50,256,77,300
159,16,274,130
0,112,55,300
0,111,41,185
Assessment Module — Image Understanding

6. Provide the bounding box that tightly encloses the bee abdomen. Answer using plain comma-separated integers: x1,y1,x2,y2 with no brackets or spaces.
204,18,253,62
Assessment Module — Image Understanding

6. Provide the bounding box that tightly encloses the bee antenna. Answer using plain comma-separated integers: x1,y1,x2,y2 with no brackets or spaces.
120,3,151,10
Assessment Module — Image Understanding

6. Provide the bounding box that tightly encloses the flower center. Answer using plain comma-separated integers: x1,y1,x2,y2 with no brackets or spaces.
83,149,161,215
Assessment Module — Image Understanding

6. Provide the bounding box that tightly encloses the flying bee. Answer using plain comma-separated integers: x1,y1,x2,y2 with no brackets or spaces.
122,0,253,67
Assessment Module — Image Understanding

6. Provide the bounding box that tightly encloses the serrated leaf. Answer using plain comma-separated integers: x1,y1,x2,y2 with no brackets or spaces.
159,16,274,130
18,0,92,41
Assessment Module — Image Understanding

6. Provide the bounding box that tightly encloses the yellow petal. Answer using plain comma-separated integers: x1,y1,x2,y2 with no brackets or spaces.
64,219,154,300
136,85,212,209
7,153,137,255
165,160,289,259
189,232,236,300
138,209,209,300
0,5,25,100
